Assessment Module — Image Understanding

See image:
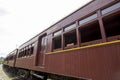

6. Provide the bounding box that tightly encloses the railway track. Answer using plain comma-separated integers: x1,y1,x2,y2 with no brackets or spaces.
0,64,10,80
2,65,54,80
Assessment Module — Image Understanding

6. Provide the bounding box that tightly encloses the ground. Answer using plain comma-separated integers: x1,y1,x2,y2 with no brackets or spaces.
0,64,11,80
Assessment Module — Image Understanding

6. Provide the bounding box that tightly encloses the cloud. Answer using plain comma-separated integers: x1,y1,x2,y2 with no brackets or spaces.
0,53,6,57
0,8,7,16
0,0,92,57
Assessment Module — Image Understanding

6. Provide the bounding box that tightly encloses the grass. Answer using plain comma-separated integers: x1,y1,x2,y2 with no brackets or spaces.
0,64,11,80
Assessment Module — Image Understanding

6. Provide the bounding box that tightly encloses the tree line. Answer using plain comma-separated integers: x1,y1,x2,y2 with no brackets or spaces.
0,57,4,64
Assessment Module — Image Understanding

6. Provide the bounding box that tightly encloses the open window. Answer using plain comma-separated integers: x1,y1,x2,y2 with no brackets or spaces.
22,48,25,57
18,50,21,58
53,30,62,51
79,21,102,46
30,43,34,56
21,49,24,57
27,46,30,56
25,46,29,56
103,12,120,41
64,30,77,48
18,49,23,58
30,47,34,55
53,36,62,50
24,48,27,57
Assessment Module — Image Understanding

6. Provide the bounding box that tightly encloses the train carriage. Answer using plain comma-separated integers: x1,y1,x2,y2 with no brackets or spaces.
3,49,18,67
3,0,120,80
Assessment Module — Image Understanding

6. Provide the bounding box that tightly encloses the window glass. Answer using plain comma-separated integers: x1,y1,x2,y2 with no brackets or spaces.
64,30,77,47
54,30,62,36
102,2,120,15
64,23,76,31
41,36,47,52
79,13,97,25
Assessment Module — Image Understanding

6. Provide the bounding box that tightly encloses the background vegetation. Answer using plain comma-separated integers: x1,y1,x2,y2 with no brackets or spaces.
0,57,4,64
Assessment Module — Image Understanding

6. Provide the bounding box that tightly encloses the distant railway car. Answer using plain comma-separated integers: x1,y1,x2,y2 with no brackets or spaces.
15,36,37,69
3,0,120,80
3,49,18,67
3,49,18,76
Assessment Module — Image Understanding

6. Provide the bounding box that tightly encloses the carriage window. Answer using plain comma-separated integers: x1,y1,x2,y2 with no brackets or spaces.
26,46,29,56
26,46,28,56
23,48,26,57
19,50,21,58
64,23,76,32
79,21,102,43
18,51,20,58
24,47,27,57
30,43,34,55
19,50,22,58
18,49,22,58
102,2,120,15
79,13,97,25
103,13,120,37
53,36,61,50
10,55,12,60
22,49,24,57
28,45,31,55
54,30,62,36
64,30,77,47
27,48,30,56
30,47,34,55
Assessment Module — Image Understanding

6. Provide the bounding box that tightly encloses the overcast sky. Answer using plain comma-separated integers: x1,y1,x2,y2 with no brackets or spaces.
0,0,92,57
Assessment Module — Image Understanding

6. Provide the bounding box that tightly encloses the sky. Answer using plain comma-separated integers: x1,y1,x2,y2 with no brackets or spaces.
0,0,92,57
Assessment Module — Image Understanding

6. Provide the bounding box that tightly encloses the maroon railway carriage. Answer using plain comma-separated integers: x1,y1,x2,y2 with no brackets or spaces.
3,0,120,80
3,49,18,75
3,49,18,67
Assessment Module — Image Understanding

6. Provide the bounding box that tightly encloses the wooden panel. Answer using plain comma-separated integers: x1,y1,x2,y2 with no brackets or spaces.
45,43,120,80
15,56,35,69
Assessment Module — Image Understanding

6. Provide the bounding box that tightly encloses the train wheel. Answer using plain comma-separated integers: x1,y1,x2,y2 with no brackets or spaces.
17,69,30,80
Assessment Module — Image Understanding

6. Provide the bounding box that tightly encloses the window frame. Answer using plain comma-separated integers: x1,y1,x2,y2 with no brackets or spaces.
52,35,62,51
79,20,102,46
63,29,78,49
102,12,120,41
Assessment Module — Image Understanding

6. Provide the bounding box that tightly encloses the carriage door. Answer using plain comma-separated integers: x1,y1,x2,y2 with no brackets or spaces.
37,34,47,66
